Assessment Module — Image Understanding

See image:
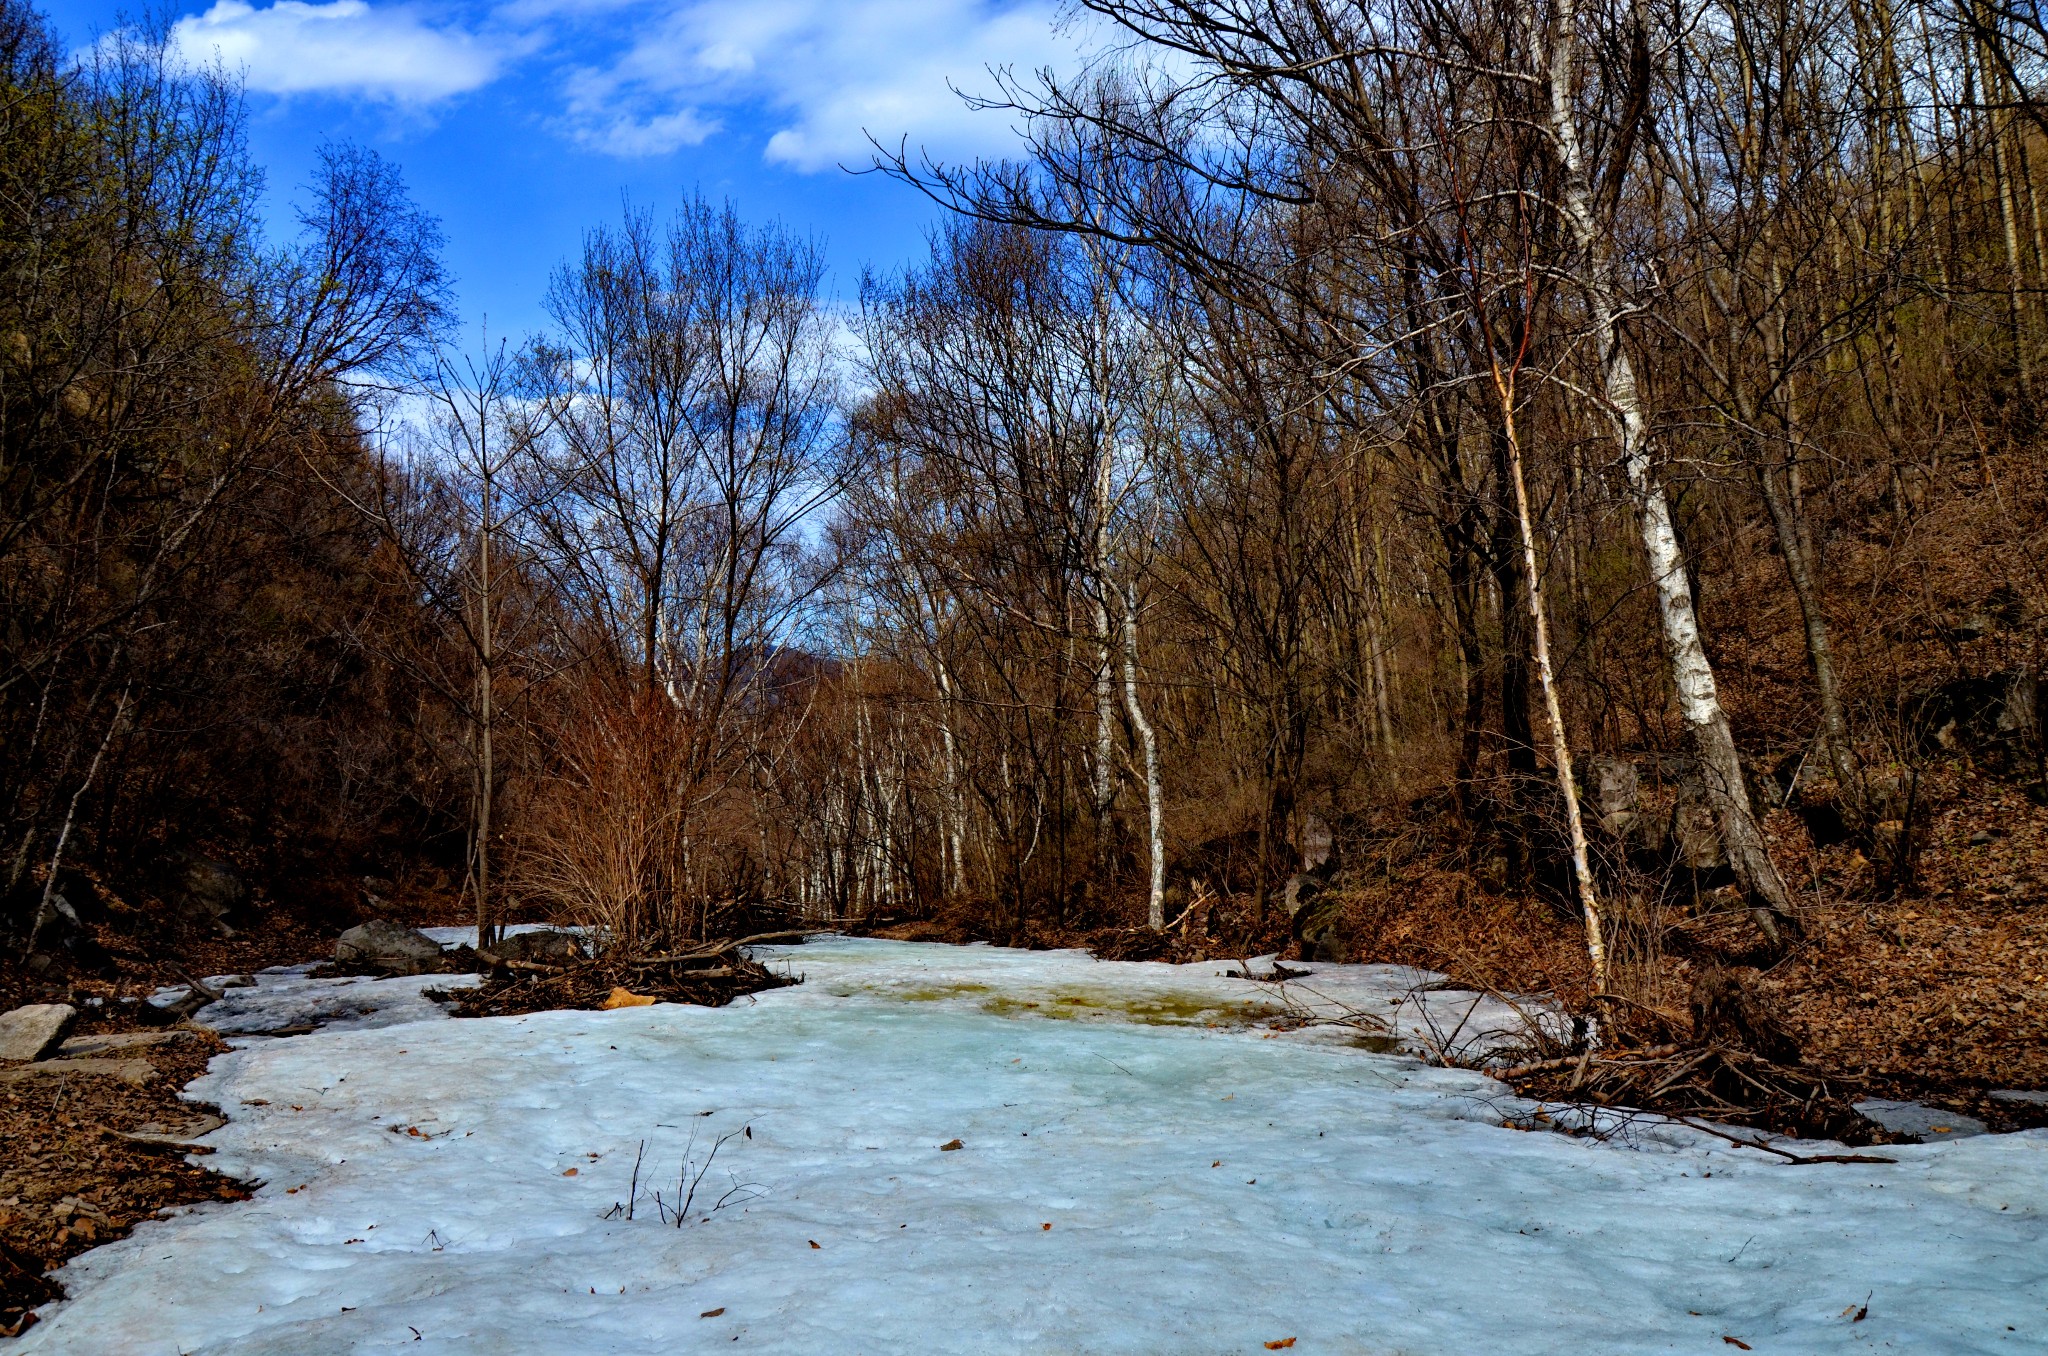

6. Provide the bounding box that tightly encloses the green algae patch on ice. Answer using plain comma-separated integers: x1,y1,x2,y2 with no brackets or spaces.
979,989,1286,1028
829,974,1287,1028
879,982,996,1002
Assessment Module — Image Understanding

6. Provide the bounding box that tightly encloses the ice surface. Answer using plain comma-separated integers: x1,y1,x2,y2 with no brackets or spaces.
147,925,562,1036
18,938,2047,1354
418,923,564,949
150,966,476,1036
1853,1099,1990,1140
763,935,1562,1062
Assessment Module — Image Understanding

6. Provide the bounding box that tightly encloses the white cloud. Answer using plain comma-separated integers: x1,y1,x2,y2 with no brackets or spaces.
555,0,1078,170
158,0,1082,168
568,105,719,156
169,0,507,103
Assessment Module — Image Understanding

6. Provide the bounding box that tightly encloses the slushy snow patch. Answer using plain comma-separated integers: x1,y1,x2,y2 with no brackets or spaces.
18,938,2047,1354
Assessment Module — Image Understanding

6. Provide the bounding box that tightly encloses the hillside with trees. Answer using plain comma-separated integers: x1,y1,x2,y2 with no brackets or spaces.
4,0,2048,1339
3,0,2046,1230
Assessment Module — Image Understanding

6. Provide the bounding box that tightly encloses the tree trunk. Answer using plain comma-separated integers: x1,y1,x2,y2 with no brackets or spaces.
1545,0,1797,941
1983,40,2034,399
1499,400,1607,990
473,458,499,951
1445,528,1488,820
1753,446,1864,829
1492,425,1539,779
1120,583,1167,929
935,659,968,897
25,685,130,957
1369,525,1396,751
1092,597,1118,883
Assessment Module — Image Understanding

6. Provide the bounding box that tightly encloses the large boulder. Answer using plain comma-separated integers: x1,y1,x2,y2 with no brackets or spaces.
1587,756,1640,838
1283,874,1349,962
161,854,249,935
481,929,586,966
1279,872,1322,919
334,919,444,976
1298,814,1335,871
0,1003,77,1062
1670,800,1723,871
1915,668,2039,755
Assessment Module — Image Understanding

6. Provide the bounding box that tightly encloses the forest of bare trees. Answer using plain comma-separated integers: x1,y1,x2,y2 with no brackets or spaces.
6,0,2046,1039
11,0,2048,1339
0,5,458,968
827,0,2048,993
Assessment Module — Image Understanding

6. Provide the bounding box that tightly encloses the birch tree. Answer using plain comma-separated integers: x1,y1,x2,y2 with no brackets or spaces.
1541,0,1802,940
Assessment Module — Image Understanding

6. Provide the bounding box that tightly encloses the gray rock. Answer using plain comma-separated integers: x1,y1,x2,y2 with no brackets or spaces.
1283,875,1349,962
162,854,248,935
0,1003,77,1065
1589,756,1639,833
57,1029,193,1058
0,1002,76,1061
1299,814,1334,871
1989,1089,2048,1106
16,891,82,951
0,1056,155,1085
1671,801,1724,871
1853,1098,1988,1140
1280,873,1324,919
113,1112,227,1150
482,930,586,966
335,919,445,975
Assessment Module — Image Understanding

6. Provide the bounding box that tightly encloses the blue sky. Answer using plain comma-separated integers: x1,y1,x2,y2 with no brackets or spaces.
39,0,1086,336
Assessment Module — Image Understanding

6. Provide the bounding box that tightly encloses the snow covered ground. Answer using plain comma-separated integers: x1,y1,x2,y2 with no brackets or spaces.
17,938,2047,1354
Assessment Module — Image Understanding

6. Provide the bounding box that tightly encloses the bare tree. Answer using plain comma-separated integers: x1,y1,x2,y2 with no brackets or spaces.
515,197,842,944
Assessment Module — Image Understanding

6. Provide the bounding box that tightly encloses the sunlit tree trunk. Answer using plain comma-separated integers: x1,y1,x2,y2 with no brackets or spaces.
1546,0,1796,941
1496,388,1605,988
1120,582,1166,928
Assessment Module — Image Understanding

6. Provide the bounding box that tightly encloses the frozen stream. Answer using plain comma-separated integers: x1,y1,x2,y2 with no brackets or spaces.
15,937,2048,1354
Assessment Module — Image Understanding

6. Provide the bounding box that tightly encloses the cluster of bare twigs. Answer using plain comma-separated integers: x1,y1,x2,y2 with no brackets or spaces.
438,931,806,1017
602,1127,766,1228
1236,960,1899,1151
1499,1043,1881,1145
1246,971,1569,1068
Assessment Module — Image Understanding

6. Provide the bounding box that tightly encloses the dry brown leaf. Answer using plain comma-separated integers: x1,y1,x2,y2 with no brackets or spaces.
1264,1339,1296,1350
700,1307,725,1318
939,1138,963,1151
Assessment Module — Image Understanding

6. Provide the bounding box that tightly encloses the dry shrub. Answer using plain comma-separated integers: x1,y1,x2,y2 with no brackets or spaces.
512,684,728,949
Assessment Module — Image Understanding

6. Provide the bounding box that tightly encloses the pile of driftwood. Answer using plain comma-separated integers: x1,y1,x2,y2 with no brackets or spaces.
1500,966,1885,1145
1500,1042,1878,1143
438,931,806,1018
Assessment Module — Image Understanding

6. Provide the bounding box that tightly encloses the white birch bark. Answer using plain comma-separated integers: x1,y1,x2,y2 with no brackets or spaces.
1545,0,1796,937
1120,582,1167,929
25,685,131,955
1093,595,1118,855
1499,400,1607,989
935,658,968,897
